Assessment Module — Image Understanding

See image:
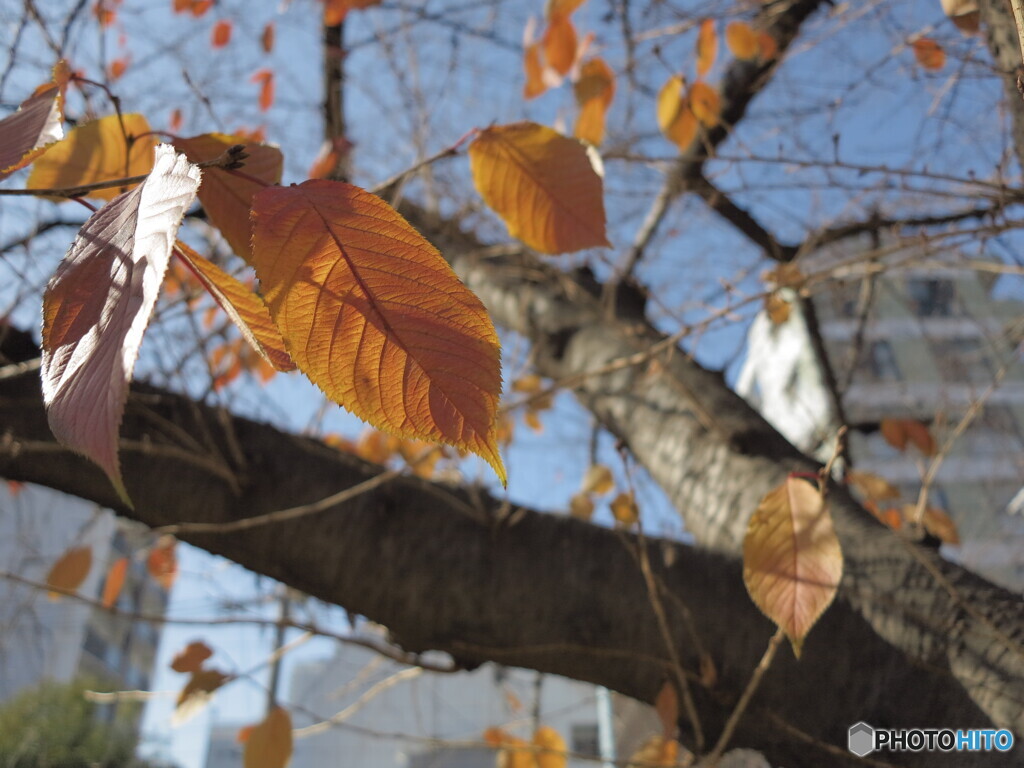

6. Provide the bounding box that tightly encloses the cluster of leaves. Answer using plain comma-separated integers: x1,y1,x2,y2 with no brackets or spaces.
567,463,638,526
0,38,620,506
45,534,177,603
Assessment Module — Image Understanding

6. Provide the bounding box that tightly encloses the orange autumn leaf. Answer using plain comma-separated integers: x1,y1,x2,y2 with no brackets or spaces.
172,132,283,261
28,113,157,201
261,22,275,54
251,68,275,111
173,241,294,372
483,728,532,768
243,706,293,768
107,57,128,82
324,0,382,25
101,557,128,609
171,640,213,673
546,0,589,17
93,1,116,27
758,31,779,60
743,477,843,657
468,122,609,254
523,41,548,100
211,19,232,49
696,19,717,77
169,108,183,133
880,418,936,456
533,726,568,768
251,180,506,483
765,292,791,325
912,38,945,70
657,75,698,151
148,536,178,590
654,681,678,739
580,464,614,495
688,81,720,127
573,57,615,146
610,491,639,526
542,13,578,77
726,21,760,60
46,546,93,599
191,0,213,17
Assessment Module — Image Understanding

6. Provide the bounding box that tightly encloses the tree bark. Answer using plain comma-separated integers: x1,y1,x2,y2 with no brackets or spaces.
0,328,1016,767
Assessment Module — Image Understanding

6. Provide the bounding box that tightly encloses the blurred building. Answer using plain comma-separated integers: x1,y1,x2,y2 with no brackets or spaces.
737,246,1024,589
0,482,168,719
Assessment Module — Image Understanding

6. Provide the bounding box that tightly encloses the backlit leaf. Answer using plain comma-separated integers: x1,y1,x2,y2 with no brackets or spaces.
580,464,614,495
469,122,609,254
743,477,843,657
688,81,720,127
41,145,201,501
45,546,92,599
148,535,179,590
726,21,759,60
173,241,294,372
211,19,232,48
0,63,67,180
533,726,567,768
610,491,639,526
172,132,283,261
696,19,717,77
107,57,129,82
656,76,698,151
174,668,229,725
171,640,213,673
542,13,577,77
523,41,549,100
28,113,157,201
573,58,615,146
101,557,128,608
546,0,588,17
912,38,945,70
251,180,505,482
244,706,293,768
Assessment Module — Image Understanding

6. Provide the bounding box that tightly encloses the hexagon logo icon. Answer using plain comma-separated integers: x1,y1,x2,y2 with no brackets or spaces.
848,722,875,757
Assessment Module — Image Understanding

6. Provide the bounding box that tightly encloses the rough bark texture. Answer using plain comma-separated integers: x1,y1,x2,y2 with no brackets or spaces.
0,328,1016,768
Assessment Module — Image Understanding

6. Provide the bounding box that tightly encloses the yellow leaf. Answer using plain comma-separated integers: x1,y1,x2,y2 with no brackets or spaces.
45,546,92,599
580,464,614,495
251,180,506,483
610,491,639,525
846,470,900,502
175,668,229,725
688,81,720,127
524,408,544,433
725,21,759,60
28,113,157,200
244,706,293,768
172,133,283,262
512,374,543,394
743,477,843,657
569,492,594,520
912,38,945,70
469,122,610,254
101,557,128,609
656,76,698,152
574,58,615,146
696,19,717,77
533,726,567,768
484,728,533,768
626,736,680,768
173,242,294,372
543,13,578,77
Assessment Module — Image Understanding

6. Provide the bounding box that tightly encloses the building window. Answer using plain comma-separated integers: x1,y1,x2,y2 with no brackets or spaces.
571,724,600,758
906,279,955,317
869,341,900,381
931,339,991,384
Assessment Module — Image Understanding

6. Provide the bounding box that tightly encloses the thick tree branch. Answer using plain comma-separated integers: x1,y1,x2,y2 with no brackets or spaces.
0,330,1014,767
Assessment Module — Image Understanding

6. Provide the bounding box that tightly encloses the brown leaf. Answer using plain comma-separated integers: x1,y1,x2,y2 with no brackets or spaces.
654,681,678,739
101,557,128,609
46,546,92,599
174,668,230,725
912,38,945,70
846,470,900,502
765,293,791,325
688,81,720,127
569,492,595,521
171,640,214,674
